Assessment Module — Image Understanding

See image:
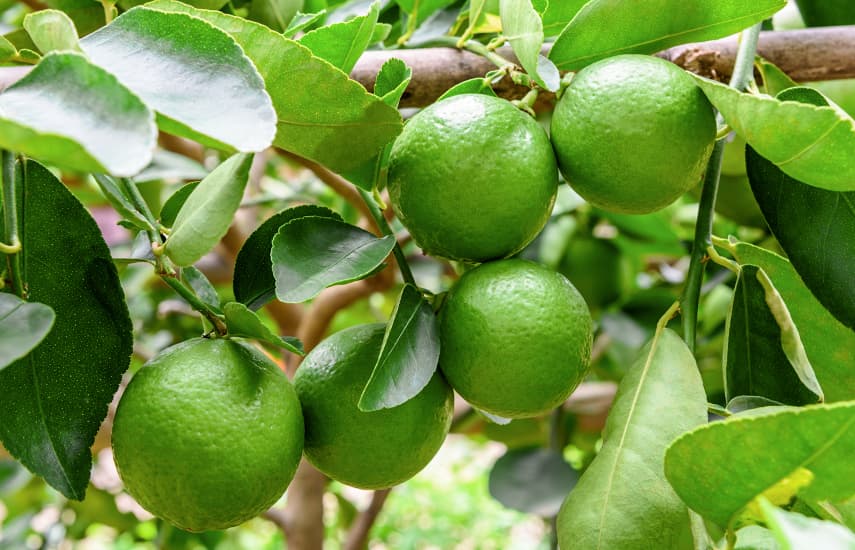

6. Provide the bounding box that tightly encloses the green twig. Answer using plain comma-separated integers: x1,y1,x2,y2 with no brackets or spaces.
161,274,228,336
1,151,24,297
419,36,517,70
357,188,417,287
680,22,762,352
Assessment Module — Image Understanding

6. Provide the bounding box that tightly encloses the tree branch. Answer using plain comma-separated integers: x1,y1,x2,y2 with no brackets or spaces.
344,489,392,550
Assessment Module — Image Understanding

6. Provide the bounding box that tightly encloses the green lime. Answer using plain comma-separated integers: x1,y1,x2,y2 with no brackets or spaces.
111,338,304,532
388,93,558,262
439,259,593,418
558,237,623,309
551,55,716,214
294,323,453,489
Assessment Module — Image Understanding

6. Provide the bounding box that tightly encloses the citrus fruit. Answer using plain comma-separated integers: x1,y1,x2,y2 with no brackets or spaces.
550,54,716,214
439,259,593,418
111,338,304,532
294,323,453,489
387,93,558,262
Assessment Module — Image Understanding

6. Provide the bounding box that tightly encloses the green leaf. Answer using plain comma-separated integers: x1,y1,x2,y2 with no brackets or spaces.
44,0,107,36
0,52,155,177
91,174,156,233
374,58,412,106
223,302,304,354
757,59,798,96
0,160,133,500
734,525,783,550
549,0,786,71
760,499,855,550
557,329,707,549
794,0,855,27
271,216,395,303
396,0,456,23
0,35,16,61
665,402,855,528
724,265,823,405
182,266,220,311
489,448,578,516
358,284,440,411
437,77,498,101
693,76,855,192
248,0,302,31
80,7,277,152
721,239,855,403
727,395,785,414
500,0,558,91
144,0,402,174
233,205,342,310
159,181,200,228
133,149,207,183
283,11,327,38
299,1,380,74
538,0,587,36
746,87,855,329
0,294,55,371
164,153,253,267
23,10,81,54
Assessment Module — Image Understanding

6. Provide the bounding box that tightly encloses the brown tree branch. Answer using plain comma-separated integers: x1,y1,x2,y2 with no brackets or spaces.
344,489,392,550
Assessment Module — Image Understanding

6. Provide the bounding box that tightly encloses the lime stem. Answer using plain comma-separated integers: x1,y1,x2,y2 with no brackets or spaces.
1,150,24,297
161,273,228,336
357,188,417,287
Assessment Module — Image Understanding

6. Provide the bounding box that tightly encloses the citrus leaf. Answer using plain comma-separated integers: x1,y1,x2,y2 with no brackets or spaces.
0,52,155,177
724,265,823,405
223,302,304,355
437,77,498,101
396,0,456,23
557,329,707,549
760,499,855,550
299,1,380,74
80,7,276,152
133,149,207,184
793,0,855,26
0,160,133,500
0,36,15,61
374,58,412,107
358,284,439,411
233,205,342,310
665,402,855,528
283,11,327,38
721,239,855,402
159,181,200,228
746,87,855,330
45,0,107,35
500,0,558,91
733,525,782,550
247,0,302,32
757,59,798,96
182,266,220,311
548,0,785,71
144,0,402,174
727,395,785,414
0,294,55,371
91,174,156,233
271,216,395,303
164,153,252,267
693,76,855,192
489,448,577,517
538,0,586,36
23,10,81,53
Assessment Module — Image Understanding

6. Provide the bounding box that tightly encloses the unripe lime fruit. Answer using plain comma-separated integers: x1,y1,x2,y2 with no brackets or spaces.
551,55,716,214
388,94,558,262
439,259,593,418
111,338,304,532
294,323,454,489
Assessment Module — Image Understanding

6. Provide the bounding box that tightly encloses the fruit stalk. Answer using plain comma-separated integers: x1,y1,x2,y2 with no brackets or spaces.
681,23,762,351
357,187,417,286
1,150,24,297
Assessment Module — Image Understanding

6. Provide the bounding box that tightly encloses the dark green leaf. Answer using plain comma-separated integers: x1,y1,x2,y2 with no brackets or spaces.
396,0,456,23
80,7,276,152
0,294,55,371
794,0,855,26
761,499,855,550
248,0,302,31
182,266,220,311
159,181,200,228
0,160,133,499
500,0,558,91
233,205,342,310
23,10,81,53
489,448,578,516
271,216,395,303
549,0,786,71
557,329,707,549
223,302,304,354
727,395,785,414
374,58,412,106
665,402,855,528
299,1,381,74
438,77,498,101
724,265,823,405
164,154,252,267
0,36,15,61
0,52,155,177
358,284,439,411
44,0,107,36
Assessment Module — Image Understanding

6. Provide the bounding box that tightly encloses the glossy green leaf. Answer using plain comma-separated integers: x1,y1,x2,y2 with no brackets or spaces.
182,266,220,311
223,302,304,354
44,0,107,36
549,0,785,71
23,10,80,53
271,216,395,303
0,52,155,177
693,76,855,191
724,265,822,405
283,11,327,38
299,1,380,74
0,294,55,371
794,0,855,26
665,402,855,527
233,205,342,310
761,499,855,550
374,58,412,106
358,284,440,411
0,160,133,500
91,174,155,233
438,77,498,100
164,154,252,267
746,87,855,329
757,59,798,96
489,448,578,516
500,0,558,91
721,239,855,402
557,329,707,549
158,181,200,228
0,36,15,61
536,0,587,36
80,7,276,152
248,0,302,31
144,0,402,173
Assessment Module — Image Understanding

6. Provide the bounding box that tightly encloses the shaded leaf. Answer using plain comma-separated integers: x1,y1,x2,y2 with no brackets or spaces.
358,284,439,411
91,174,155,232
727,395,785,414
299,1,380,74
44,0,107,36
489,448,578,516
23,10,81,53
396,0,456,23
757,59,798,96
223,302,304,354
182,266,220,310
80,7,276,152
538,0,587,36
794,0,855,26
438,77,498,101
283,11,327,37
374,58,412,106
0,52,155,177
761,499,855,550
271,216,395,303
0,294,55,371
500,0,558,91
133,149,207,183
248,0,302,31
159,181,200,228
164,154,252,267
0,36,15,61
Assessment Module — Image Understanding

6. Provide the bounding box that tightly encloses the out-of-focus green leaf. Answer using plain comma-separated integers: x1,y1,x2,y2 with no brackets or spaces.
489,448,578,516
0,294,55,371
299,1,381,74
224,302,304,354
760,499,855,550
45,0,106,36
500,0,558,91
248,0,303,31
23,10,80,53
794,0,855,26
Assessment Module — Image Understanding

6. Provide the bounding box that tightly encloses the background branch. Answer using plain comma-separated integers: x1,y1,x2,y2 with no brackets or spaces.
344,489,392,550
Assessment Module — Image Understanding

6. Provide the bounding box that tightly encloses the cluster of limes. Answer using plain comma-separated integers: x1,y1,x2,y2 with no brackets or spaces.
110,54,715,533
